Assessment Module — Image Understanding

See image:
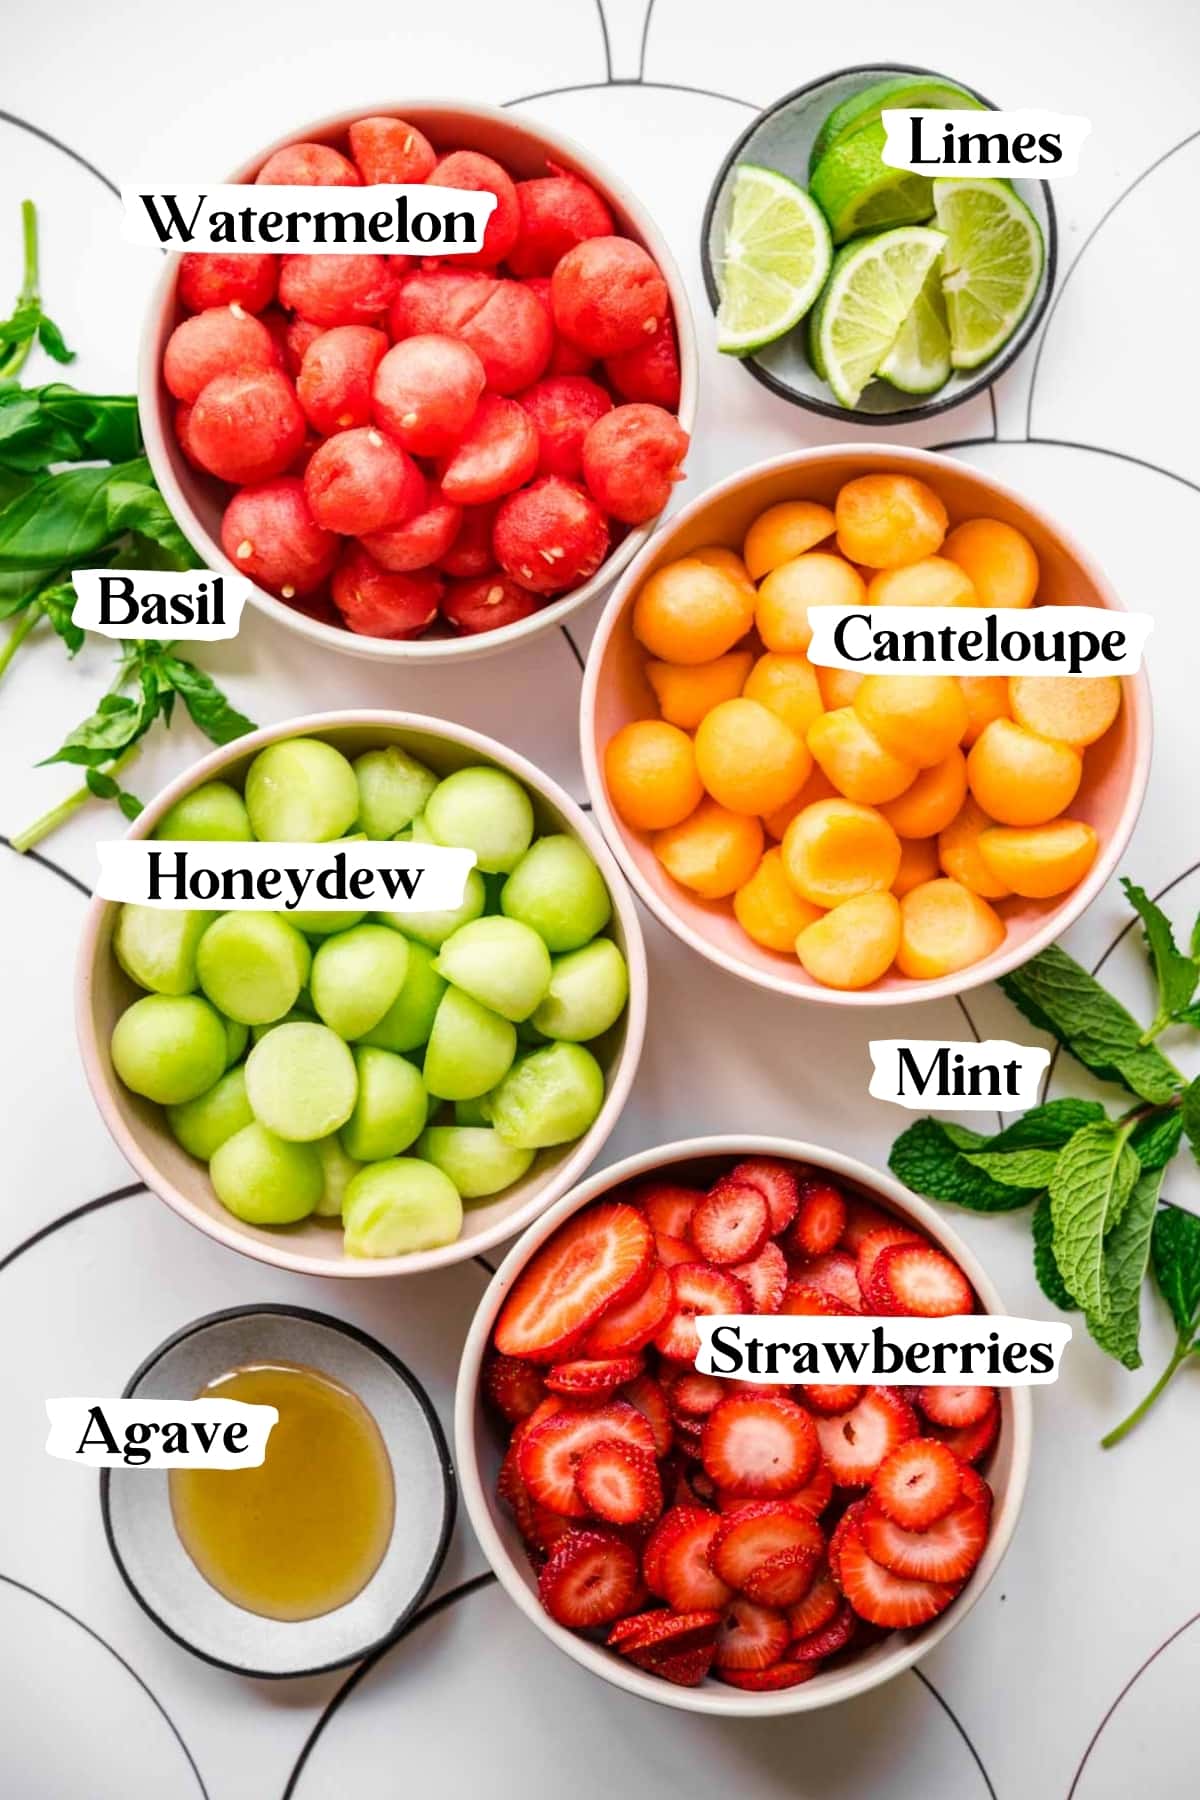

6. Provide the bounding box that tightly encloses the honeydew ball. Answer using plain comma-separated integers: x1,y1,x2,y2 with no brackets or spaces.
356,939,447,1053
424,767,534,874
209,1122,322,1224
196,913,311,1026
221,1015,249,1067
114,905,217,996
314,1134,362,1218
340,1046,427,1161
310,924,409,1039
244,737,359,842
434,917,552,1022
343,1158,463,1257
353,746,438,838
416,1126,534,1199
377,865,487,949
454,1094,492,1126
111,994,228,1105
531,940,629,1042
500,835,612,951
245,1021,358,1141
488,1042,605,1148
249,1001,314,1043
166,1065,254,1159
288,910,368,936
154,781,252,842
423,987,517,1100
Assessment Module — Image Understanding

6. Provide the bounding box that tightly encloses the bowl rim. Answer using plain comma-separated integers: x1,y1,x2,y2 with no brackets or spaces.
579,440,1153,1007
453,1132,1034,1717
698,61,1059,426
74,708,649,1277
100,1302,456,1678
137,95,698,665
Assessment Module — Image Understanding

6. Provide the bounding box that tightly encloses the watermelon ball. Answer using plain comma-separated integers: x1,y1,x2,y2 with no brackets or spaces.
331,545,443,639
188,367,307,484
178,252,277,315
281,315,323,374
519,375,612,480
506,167,615,277
443,575,539,634
279,253,397,327
372,334,486,455
297,325,388,434
440,395,538,505
162,305,277,403
348,116,437,184
582,403,688,525
174,402,202,468
457,281,553,394
429,150,520,268
493,477,609,595
438,501,499,577
256,142,360,186
605,318,681,409
360,487,463,572
304,426,423,534
525,278,594,376
551,237,669,356
221,477,338,598
389,269,495,339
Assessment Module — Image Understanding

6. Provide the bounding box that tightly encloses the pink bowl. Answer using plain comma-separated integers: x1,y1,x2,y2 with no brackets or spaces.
580,445,1152,1007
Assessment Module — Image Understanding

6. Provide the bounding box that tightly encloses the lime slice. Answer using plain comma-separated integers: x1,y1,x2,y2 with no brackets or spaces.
933,177,1044,369
877,259,951,394
809,76,984,175
714,163,833,355
810,124,936,244
811,225,946,408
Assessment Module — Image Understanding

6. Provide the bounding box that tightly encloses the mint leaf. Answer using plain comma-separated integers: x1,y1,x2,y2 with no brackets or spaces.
1000,944,1182,1104
1150,1205,1200,1340
1121,879,1199,1033
1032,1192,1078,1311
889,1118,1040,1212
964,1146,1061,1188
1086,1165,1164,1369
1049,1122,1140,1317
1180,1076,1200,1171
1129,1105,1184,1172
985,1099,1106,1152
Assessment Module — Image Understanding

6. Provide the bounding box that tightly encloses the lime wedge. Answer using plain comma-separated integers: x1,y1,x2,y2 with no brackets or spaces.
877,260,951,394
809,124,936,244
714,164,832,355
933,177,1044,369
811,225,946,408
809,76,984,175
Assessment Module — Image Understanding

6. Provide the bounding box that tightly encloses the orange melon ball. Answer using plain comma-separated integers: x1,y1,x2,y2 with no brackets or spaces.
966,718,1082,826
893,835,941,897
646,650,754,730
653,799,763,899
763,767,840,840
694,697,811,816
959,675,1011,747
756,553,866,654
691,544,757,601
897,878,1006,979
879,749,968,839
743,500,836,579
817,665,864,710
807,706,917,805
867,556,976,608
743,651,824,739
733,847,824,951
944,517,1038,609
633,557,755,664
977,820,1099,898
781,798,901,908
796,892,901,990
835,473,948,569
938,798,1012,899
604,719,703,831
1009,675,1122,748
854,674,969,768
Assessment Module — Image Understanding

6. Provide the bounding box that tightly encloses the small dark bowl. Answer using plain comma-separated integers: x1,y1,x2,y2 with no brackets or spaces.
700,63,1057,425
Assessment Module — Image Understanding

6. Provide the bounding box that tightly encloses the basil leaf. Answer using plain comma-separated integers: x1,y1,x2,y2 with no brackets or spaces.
964,1146,1062,1188
36,313,74,364
1121,878,1199,1029
1129,1105,1184,1172
104,470,197,569
159,655,255,746
1150,1205,1200,1339
1085,1164,1164,1369
0,462,120,571
37,579,84,656
1000,944,1182,1104
39,686,157,767
889,1117,1040,1212
30,385,140,465
1032,1192,1078,1311
1181,1075,1200,1171
1049,1122,1141,1317
984,1098,1107,1151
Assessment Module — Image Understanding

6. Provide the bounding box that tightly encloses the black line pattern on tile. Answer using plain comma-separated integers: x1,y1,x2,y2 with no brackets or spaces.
1,834,92,899
1066,1610,1200,1797
0,1182,146,1276
594,0,614,82
0,109,121,197
913,1668,998,1799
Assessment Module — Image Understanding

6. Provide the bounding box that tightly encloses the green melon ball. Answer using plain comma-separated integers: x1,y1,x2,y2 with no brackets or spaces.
422,987,516,1101
245,1021,359,1141
114,904,218,996
220,1015,249,1067
424,766,534,874
154,780,252,842
288,909,368,936
416,1125,535,1199
434,916,552,1022
110,993,228,1105
354,745,438,839
378,866,487,951
357,939,446,1053
244,737,358,842
196,912,311,1026
532,940,629,1042
209,1122,322,1225
501,835,612,951
343,1158,463,1256
309,924,409,1040
488,1042,606,1149
313,1134,362,1218
341,1046,428,1162
454,1094,492,1126
166,1064,254,1160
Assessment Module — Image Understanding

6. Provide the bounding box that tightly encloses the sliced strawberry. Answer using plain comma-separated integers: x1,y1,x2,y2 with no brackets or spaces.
791,1248,863,1311
790,1461,835,1517
741,1547,821,1607
779,1281,854,1317
527,1502,577,1556
652,1264,751,1363
689,1181,770,1265
928,1395,1000,1466
702,1393,818,1498
496,1201,653,1360
855,1223,923,1293
872,1437,961,1530
626,1640,716,1686
917,1384,995,1428
642,1505,708,1597
538,1529,641,1627
655,1232,695,1268
576,1438,663,1526
658,1509,734,1611
785,1174,848,1258
689,1465,718,1506
545,1354,644,1397
718,1660,819,1690
621,1372,674,1457
609,1607,721,1655
865,1242,975,1318
633,1180,703,1239
583,1264,674,1356
668,1371,728,1418
711,1500,823,1593
512,1395,564,1445
731,1240,788,1313
518,1401,656,1514
958,1464,994,1511
787,1568,841,1640
841,1198,902,1253
790,1597,857,1659
673,1414,705,1458
802,1382,865,1415
717,1158,800,1233
835,1517,958,1629
713,1597,791,1671
482,1351,546,1423
827,1498,871,1584
816,1387,918,1487
863,1482,989,1585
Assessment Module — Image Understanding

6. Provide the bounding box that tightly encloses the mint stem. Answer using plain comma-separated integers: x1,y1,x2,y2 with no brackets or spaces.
0,602,40,682
10,742,140,853
0,200,40,380
1100,1336,1191,1448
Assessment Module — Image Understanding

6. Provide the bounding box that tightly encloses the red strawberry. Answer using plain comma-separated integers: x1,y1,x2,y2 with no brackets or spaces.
815,1387,918,1487
917,1384,995,1428
655,1233,695,1268
741,1547,822,1607
673,1414,705,1457
731,1240,788,1313
689,1181,770,1265
862,1479,989,1584
576,1437,663,1526
482,1351,546,1423
711,1500,824,1593
786,1174,848,1258
789,1460,835,1517
927,1396,999,1466
713,1597,791,1670
792,1248,863,1311
633,1180,703,1239
609,1607,721,1655
653,1264,751,1362
871,1437,961,1530
632,1641,716,1686
545,1354,644,1397
527,1502,577,1556
840,1198,899,1253
779,1281,853,1317
519,1401,656,1514
537,1529,641,1627
643,1505,710,1597
622,1372,674,1457
790,1598,857,1659
718,1660,819,1690
827,1498,871,1584
496,1201,653,1360
865,1243,975,1317
835,1517,958,1629
855,1223,923,1293
802,1382,865,1415
668,1371,728,1417
787,1568,841,1640
583,1264,674,1356
658,1509,734,1611
717,1158,800,1233
701,1394,818,1498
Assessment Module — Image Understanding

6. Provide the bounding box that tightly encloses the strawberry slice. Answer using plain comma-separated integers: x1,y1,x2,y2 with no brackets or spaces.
862,1479,989,1584
802,1382,865,1415
519,1401,656,1514
827,1498,871,1584
840,1198,900,1253
658,1510,734,1611
689,1181,770,1265
927,1396,999,1466
815,1387,917,1487
633,1180,703,1239
702,1394,818,1498
654,1233,695,1268
583,1264,674,1356
630,1641,716,1686
711,1500,824,1593
786,1174,848,1258
787,1568,841,1639
718,1660,819,1690
576,1438,663,1526
871,1437,961,1530
865,1242,975,1317
779,1281,853,1317
835,1517,958,1629
741,1547,821,1607
652,1264,751,1363
855,1223,923,1294
643,1505,710,1597
609,1607,722,1655
790,1597,857,1659
538,1529,641,1627
545,1354,644,1397
673,1414,705,1458
622,1371,674,1456
668,1371,728,1418
789,1461,835,1517
527,1502,577,1557
716,1158,800,1233
713,1597,791,1670
731,1240,788,1313
482,1351,547,1423
791,1248,863,1311
917,1384,995,1428
496,1201,653,1361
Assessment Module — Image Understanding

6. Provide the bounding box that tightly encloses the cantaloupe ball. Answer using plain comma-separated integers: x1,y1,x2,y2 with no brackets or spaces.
691,544,757,600
633,557,755,664
734,847,824,951
854,674,969,768
959,675,1011,747
867,556,976,608
756,553,866,654
835,474,948,568
743,652,824,739
743,500,836,579
653,799,763,898
944,517,1038,609
781,799,901,907
763,767,839,840
893,835,941,897
817,665,864,710
1009,675,1122,748
808,707,917,805
966,718,1082,826
938,797,1012,899
898,878,1006,979
796,892,901,990
977,819,1099,898
646,650,754,730
879,749,967,839
605,719,703,831
694,698,811,816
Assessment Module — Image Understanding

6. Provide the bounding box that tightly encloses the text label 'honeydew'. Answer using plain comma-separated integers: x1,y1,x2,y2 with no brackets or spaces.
868,1039,1051,1111
122,186,497,255
97,841,477,913
695,1315,1071,1386
71,570,251,642
880,110,1091,178
806,605,1153,677
46,1398,278,1468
